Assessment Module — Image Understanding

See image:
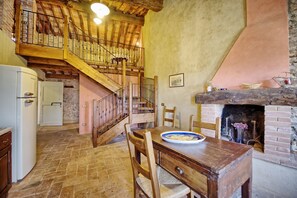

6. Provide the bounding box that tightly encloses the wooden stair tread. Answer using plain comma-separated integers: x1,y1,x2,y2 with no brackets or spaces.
137,107,154,110
134,101,147,105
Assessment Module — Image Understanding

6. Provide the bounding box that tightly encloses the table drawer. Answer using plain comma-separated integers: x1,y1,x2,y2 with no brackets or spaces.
160,152,208,196
0,132,11,151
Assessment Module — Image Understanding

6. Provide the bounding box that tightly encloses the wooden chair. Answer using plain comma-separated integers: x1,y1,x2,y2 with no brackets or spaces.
162,106,176,127
124,124,191,198
189,115,221,139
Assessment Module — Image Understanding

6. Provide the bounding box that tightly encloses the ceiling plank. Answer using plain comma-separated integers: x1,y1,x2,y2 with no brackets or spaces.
107,9,144,26
106,0,163,12
66,1,144,26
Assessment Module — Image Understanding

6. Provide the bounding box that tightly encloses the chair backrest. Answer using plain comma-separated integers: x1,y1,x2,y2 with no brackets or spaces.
162,105,176,127
124,124,161,198
189,115,221,139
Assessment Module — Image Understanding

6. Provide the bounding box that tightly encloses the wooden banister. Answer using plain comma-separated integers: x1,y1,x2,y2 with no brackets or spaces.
63,16,69,60
15,5,22,54
129,82,133,123
154,76,158,127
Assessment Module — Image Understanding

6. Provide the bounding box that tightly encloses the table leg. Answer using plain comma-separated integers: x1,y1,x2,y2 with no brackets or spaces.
242,178,251,198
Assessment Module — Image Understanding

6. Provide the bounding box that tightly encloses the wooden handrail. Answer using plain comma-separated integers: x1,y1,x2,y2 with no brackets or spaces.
15,5,22,54
63,16,69,60
154,76,158,127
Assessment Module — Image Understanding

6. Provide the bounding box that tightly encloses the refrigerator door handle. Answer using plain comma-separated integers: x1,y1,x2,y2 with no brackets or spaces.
51,102,62,106
24,92,34,96
25,99,34,104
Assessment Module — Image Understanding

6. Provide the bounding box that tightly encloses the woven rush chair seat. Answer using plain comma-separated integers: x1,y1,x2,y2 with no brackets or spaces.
124,124,191,198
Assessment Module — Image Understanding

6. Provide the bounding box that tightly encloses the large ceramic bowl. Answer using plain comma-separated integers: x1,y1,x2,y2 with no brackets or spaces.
161,131,206,144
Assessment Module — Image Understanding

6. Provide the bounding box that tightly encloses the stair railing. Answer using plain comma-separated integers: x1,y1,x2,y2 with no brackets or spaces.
68,22,144,70
18,9,64,48
17,9,144,69
92,86,129,147
128,76,158,126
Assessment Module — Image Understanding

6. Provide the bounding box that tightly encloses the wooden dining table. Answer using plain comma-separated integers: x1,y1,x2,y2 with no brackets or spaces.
134,126,253,198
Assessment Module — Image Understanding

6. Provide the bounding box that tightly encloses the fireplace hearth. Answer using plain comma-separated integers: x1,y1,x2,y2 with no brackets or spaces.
196,88,297,169
221,105,264,150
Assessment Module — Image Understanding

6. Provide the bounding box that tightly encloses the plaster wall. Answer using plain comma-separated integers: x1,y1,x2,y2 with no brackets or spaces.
79,74,138,134
212,0,289,89
79,74,111,134
0,31,27,66
143,0,245,129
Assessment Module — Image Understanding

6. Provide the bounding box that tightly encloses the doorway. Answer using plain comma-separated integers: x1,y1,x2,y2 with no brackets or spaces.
39,81,63,126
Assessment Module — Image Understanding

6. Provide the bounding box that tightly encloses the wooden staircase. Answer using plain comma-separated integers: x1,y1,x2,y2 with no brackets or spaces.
14,8,154,147
92,78,158,147
15,8,144,92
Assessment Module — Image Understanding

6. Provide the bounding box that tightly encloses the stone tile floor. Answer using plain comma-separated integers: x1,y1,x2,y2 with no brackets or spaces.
9,129,133,198
8,127,272,198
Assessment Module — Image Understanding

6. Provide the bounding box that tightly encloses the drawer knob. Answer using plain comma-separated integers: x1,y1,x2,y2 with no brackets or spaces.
175,166,184,175
2,139,9,144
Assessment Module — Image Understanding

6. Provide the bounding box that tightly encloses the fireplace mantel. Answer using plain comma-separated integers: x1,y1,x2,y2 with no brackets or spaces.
195,88,297,106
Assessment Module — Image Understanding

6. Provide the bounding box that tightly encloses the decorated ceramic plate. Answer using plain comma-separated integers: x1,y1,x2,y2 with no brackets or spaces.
161,131,206,144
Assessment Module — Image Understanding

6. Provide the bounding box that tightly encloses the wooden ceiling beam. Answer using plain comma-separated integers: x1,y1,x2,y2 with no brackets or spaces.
27,57,69,66
129,24,137,47
66,1,144,26
117,21,123,48
28,64,76,72
108,9,144,26
109,0,163,12
96,25,100,44
123,23,130,46
46,73,79,79
104,21,108,45
36,0,65,7
110,21,116,47
78,12,86,41
39,2,57,36
59,5,73,39
68,8,79,40
50,4,64,36
87,13,93,43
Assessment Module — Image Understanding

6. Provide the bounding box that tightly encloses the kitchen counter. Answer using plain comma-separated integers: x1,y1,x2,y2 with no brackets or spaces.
0,128,12,136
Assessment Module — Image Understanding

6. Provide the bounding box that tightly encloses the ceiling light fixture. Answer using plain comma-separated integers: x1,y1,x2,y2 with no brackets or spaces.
93,17,102,25
91,2,110,19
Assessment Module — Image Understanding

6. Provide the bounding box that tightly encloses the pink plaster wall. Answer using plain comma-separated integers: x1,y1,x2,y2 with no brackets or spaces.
212,0,289,89
79,74,138,134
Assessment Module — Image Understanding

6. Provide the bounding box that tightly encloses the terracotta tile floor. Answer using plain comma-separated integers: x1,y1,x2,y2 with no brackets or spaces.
9,129,133,198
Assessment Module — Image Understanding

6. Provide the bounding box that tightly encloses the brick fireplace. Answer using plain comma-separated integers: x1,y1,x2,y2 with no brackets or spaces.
196,88,297,169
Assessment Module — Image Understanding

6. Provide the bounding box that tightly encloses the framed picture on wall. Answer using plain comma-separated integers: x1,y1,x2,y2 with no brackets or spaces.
169,73,184,88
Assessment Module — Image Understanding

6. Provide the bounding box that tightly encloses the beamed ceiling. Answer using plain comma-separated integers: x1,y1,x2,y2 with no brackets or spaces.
25,0,163,79
35,0,163,47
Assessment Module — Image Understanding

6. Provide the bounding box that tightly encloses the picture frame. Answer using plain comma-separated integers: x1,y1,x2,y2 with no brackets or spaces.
169,73,184,88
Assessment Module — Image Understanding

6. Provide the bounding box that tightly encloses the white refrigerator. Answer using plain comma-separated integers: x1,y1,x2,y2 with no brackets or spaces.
0,65,37,182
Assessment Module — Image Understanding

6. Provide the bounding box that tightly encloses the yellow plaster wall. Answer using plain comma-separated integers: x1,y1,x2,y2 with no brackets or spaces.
143,0,246,129
0,31,27,66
